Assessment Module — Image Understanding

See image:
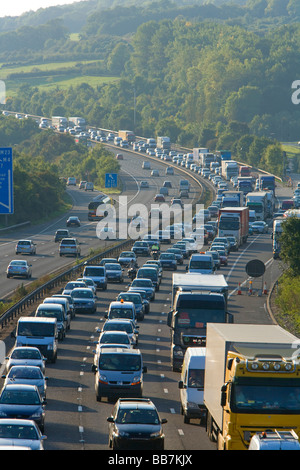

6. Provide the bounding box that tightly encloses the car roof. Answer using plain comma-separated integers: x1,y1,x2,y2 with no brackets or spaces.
99,347,141,355
38,303,64,311
109,301,135,308
2,383,38,391
117,398,155,410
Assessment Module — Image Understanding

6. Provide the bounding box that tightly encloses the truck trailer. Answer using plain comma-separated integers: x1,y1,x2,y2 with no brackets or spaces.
221,160,239,180
118,130,135,143
218,207,249,245
204,323,300,450
157,136,171,150
69,116,86,130
246,191,268,220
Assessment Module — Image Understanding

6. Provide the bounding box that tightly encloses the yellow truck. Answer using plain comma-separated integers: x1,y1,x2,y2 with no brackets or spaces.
204,323,300,450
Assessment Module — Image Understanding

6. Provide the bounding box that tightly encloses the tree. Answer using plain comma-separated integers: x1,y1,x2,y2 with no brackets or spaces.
280,217,300,276
107,43,131,75
261,143,283,175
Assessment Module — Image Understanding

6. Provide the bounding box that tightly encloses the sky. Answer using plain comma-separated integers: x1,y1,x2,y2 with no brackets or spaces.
0,0,84,18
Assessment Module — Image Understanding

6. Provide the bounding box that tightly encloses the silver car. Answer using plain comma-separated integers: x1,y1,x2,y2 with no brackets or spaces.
0,419,47,450
15,239,36,255
2,365,48,399
6,260,32,279
5,347,46,374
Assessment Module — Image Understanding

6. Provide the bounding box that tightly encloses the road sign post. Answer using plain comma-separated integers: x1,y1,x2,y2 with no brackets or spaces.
0,148,13,214
105,173,118,189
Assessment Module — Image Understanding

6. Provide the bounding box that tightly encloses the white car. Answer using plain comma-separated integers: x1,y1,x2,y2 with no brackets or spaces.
5,347,46,374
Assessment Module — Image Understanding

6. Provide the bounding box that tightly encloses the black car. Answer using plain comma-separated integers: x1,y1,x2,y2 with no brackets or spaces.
107,398,167,450
132,241,150,256
66,216,80,227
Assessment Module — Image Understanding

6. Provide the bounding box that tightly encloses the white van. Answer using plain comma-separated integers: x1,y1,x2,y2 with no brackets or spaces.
179,347,206,424
187,253,215,274
92,347,147,401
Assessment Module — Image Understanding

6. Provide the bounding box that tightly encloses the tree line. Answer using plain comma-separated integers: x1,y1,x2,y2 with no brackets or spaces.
0,116,119,225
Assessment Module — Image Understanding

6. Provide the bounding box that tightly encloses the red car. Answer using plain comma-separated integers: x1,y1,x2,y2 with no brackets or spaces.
217,249,228,266
154,194,165,202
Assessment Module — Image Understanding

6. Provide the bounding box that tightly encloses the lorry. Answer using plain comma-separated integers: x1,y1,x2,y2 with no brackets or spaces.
157,136,171,150
265,190,275,218
118,130,135,144
221,160,239,180
259,175,276,194
237,177,253,195
218,207,249,245
204,323,300,450
171,273,229,305
246,191,268,220
52,116,68,129
193,148,209,163
239,166,251,177
200,153,215,169
272,217,284,259
69,116,86,130
215,150,231,165
221,191,244,208
168,274,232,371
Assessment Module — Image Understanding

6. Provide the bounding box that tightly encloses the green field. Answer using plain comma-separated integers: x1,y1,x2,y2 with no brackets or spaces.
0,60,119,96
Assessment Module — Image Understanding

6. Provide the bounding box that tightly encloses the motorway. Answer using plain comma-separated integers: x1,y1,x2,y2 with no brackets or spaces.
0,144,295,451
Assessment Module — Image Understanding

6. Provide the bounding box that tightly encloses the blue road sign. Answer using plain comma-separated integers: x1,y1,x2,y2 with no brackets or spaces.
105,173,118,188
0,148,13,214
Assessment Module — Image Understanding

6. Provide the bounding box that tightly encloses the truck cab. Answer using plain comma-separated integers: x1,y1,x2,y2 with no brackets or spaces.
167,292,232,371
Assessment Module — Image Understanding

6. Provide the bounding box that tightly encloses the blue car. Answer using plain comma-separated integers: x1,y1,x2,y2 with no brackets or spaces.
0,384,46,432
159,253,177,270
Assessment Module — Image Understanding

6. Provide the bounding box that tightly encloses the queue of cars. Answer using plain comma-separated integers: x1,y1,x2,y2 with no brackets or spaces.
1,140,277,450
6,215,83,280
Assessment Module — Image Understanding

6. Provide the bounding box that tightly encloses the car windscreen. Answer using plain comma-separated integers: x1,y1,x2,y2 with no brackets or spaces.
109,308,134,319
0,390,41,405
0,424,39,440
84,267,105,276
72,290,94,299
17,322,55,337
8,367,43,379
11,349,41,359
116,409,159,425
118,294,141,305
100,333,130,344
99,353,141,371
103,323,133,333
36,308,64,321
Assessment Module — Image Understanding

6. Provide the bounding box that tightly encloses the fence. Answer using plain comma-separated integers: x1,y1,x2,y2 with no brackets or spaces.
0,238,134,330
